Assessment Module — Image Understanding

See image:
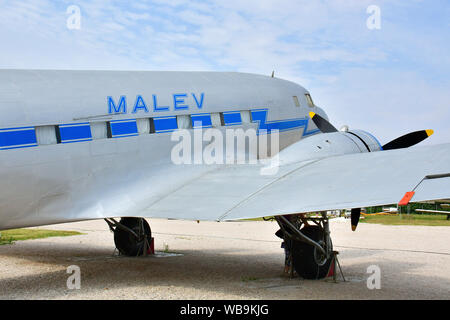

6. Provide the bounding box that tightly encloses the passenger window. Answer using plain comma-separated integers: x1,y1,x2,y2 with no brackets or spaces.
136,118,151,134
241,110,251,123
293,96,300,107
91,122,108,140
210,113,222,127
176,115,192,129
36,126,58,145
305,93,314,108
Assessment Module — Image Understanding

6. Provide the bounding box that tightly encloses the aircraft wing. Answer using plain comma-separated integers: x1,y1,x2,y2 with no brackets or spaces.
137,143,450,221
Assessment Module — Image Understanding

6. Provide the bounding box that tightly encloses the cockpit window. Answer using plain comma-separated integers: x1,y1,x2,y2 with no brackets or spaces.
293,96,300,107
305,93,315,108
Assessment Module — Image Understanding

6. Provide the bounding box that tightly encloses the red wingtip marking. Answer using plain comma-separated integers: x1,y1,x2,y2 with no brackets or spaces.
399,191,415,206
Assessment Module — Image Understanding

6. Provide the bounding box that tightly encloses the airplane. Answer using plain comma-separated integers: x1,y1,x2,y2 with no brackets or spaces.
1,69,449,280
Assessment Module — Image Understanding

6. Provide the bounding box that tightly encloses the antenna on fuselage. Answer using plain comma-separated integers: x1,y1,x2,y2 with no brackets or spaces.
271,70,275,78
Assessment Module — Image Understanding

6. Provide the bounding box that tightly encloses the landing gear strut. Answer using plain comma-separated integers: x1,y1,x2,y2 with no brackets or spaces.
105,217,152,256
275,213,333,279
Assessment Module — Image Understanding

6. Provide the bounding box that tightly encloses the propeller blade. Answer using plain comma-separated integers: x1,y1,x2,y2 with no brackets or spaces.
351,208,361,231
382,130,434,151
309,112,338,133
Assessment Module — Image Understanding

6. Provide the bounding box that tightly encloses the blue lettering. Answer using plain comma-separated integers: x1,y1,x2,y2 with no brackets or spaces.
133,95,149,113
173,94,189,110
108,93,205,113
153,94,170,112
192,93,204,109
108,96,127,114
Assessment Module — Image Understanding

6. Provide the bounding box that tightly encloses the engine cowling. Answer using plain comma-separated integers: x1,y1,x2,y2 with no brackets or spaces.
343,130,383,153
278,130,382,166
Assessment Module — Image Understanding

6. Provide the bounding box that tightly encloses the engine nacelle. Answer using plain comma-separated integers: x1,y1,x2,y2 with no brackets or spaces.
344,130,383,153
278,130,383,165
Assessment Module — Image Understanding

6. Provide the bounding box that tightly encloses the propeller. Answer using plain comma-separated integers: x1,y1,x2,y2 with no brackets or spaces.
308,112,434,231
309,112,338,133
382,130,434,150
350,208,361,231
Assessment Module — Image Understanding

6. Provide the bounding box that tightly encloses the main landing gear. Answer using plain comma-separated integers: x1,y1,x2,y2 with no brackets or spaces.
275,213,333,279
105,217,152,256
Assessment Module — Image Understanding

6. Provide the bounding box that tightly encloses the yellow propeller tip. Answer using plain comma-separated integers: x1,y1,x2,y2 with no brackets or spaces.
351,225,357,231
309,112,316,119
426,129,434,137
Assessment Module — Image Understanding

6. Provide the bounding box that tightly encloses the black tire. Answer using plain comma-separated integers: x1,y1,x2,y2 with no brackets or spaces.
113,218,151,256
291,226,333,279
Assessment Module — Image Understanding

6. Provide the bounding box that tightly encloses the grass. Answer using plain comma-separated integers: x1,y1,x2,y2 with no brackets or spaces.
0,228,82,245
361,214,450,227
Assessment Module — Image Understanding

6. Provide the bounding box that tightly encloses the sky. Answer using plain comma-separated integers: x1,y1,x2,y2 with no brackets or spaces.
0,0,449,145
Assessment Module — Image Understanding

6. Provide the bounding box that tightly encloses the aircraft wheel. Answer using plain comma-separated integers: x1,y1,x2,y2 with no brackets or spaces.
113,218,151,256
291,226,333,279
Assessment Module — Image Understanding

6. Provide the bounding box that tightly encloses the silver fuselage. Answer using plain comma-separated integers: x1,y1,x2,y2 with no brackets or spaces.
0,70,325,229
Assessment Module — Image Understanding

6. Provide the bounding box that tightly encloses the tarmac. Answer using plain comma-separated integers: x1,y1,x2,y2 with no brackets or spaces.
0,218,448,300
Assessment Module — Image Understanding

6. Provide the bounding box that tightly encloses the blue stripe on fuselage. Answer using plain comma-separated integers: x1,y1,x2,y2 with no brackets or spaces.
191,113,212,128
222,111,242,126
0,108,320,150
0,127,38,150
153,116,178,133
250,109,319,136
59,123,92,143
110,119,139,138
